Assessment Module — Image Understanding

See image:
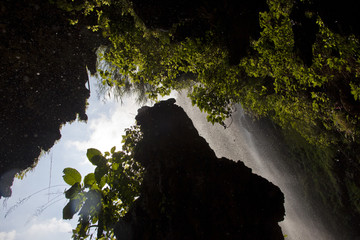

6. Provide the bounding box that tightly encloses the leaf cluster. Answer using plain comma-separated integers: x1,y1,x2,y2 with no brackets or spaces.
62,125,144,240
237,0,360,145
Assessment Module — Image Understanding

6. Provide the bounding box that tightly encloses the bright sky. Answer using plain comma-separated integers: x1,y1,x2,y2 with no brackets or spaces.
0,75,152,240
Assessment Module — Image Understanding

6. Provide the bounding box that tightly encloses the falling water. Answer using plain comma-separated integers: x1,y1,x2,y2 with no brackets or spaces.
175,92,334,240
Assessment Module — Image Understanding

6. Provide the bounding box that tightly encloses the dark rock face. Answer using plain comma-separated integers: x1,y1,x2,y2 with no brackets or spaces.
0,0,104,198
115,99,285,239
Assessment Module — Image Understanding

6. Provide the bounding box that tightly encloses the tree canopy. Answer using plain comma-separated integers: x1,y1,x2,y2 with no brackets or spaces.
56,0,360,146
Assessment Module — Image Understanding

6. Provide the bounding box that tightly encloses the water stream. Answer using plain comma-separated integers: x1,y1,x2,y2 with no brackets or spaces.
176,92,333,240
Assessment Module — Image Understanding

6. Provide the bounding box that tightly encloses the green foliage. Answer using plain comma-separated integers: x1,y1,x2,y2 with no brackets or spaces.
96,46,156,104
350,82,360,101
346,179,360,213
237,0,360,145
62,125,144,240
88,0,360,145
55,0,360,146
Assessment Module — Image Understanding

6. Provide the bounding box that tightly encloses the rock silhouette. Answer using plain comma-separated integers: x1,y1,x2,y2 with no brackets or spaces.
115,99,285,239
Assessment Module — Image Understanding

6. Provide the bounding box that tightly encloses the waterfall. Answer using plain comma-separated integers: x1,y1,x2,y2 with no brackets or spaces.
175,92,333,240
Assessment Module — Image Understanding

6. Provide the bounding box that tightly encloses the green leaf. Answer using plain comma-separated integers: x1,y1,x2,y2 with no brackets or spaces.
63,168,82,186
98,175,107,189
112,162,119,171
94,165,108,186
79,190,102,218
84,173,96,188
110,146,116,154
87,148,102,161
63,198,82,220
90,155,107,166
86,148,107,167
65,182,81,199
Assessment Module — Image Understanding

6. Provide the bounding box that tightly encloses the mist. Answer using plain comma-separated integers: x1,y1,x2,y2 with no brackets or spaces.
176,92,335,240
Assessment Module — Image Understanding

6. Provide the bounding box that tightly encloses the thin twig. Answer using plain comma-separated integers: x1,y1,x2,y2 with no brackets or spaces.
4,184,67,218
48,153,53,203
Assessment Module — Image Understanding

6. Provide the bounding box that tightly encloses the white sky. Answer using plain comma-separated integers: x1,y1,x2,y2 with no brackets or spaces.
0,75,151,240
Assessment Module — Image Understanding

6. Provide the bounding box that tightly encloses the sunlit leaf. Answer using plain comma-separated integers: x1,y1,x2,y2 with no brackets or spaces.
99,175,107,189
63,168,82,186
112,162,119,170
111,146,116,154
84,173,96,188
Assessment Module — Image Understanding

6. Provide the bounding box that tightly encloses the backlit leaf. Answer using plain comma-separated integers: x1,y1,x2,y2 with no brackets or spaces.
79,190,102,217
65,182,81,199
111,146,116,154
87,148,102,161
94,165,108,185
63,168,82,186
88,155,107,167
63,198,82,220
84,173,96,188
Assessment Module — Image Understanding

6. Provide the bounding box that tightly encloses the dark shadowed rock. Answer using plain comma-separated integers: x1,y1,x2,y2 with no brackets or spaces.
115,99,285,239
0,0,104,198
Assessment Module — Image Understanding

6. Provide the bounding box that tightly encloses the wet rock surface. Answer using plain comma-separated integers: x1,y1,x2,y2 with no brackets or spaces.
115,99,285,239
